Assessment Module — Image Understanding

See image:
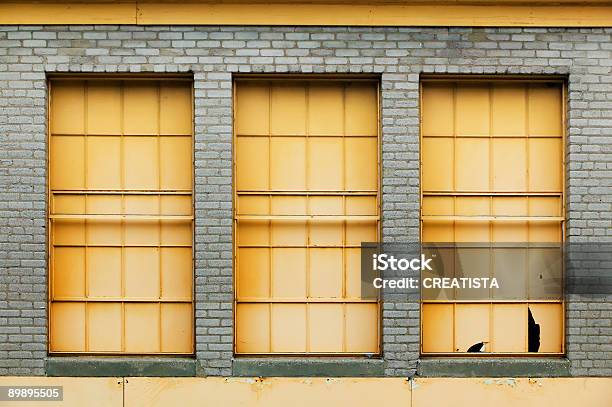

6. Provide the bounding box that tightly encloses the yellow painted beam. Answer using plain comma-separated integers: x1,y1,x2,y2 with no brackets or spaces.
0,1,611,26
0,3,136,25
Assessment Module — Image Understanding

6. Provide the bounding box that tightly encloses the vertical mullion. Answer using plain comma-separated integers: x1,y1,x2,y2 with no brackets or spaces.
267,84,273,353
83,82,90,352
304,82,310,353
156,83,163,353
119,81,126,352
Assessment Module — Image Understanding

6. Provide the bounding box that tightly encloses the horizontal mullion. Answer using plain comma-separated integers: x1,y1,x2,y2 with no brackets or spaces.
50,214,193,221
52,244,192,248
236,190,377,195
236,298,378,303
236,215,378,221
51,298,193,303
422,300,563,304
422,134,562,138
235,134,377,138
422,191,562,196
51,190,192,195
422,215,563,221
237,245,365,249
235,352,377,356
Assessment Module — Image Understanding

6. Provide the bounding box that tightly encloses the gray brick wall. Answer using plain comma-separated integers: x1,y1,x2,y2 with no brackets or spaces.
0,25,610,377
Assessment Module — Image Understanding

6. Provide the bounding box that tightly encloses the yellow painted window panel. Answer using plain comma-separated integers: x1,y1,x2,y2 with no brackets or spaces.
271,248,307,299
86,220,122,246
270,84,306,136
492,304,527,352
271,304,307,352
491,84,526,137
309,248,343,299
422,138,453,191
86,137,121,190
160,248,193,300
124,248,160,299
160,82,192,136
345,303,378,353
238,220,270,246
161,303,193,353
309,196,343,215
344,248,362,299
160,136,192,190
455,138,489,192
160,221,192,246
422,84,454,137
310,221,343,246
50,81,85,135
53,194,85,214
530,303,563,353
345,137,378,191
529,138,562,192
308,84,344,136
271,221,307,246
87,195,122,215
124,303,160,353
270,138,306,190
528,248,563,300
308,304,343,352
454,304,490,353
455,85,490,136
87,303,122,352
271,196,306,215
124,136,158,190
235,303,270,353
493,248,527,300
346,221,377,246
124,195,158,215
52,247,85,299
87,247,122,298
492,139,527,191
308,137,343,190
161,195,192,216
87,81,121,135
237,248,270,299
50,302,85,352
528,85,562,137
455,248,491,300
345,83,378,136
125,221,160,246
235,83,270,136
50,136,85,190
53,220,85,246
492,197,528,242
123,82,159,135
235,137,269,190
422,303,454,353
346,196,377,215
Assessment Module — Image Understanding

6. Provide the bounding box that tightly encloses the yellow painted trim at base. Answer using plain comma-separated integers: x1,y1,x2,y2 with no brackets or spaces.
0,2,612,27
1,377,611,407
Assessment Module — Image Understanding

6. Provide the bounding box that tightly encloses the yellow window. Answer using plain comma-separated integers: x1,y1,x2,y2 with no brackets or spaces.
234,79,380,354
420,78,564,355
49,78,194,354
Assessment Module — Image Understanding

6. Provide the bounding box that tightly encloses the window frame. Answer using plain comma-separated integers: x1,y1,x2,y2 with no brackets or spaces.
418,75,567,357
46,74,196,356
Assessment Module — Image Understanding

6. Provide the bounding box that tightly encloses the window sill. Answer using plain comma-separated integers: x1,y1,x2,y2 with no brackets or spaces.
232,357,385,377
46,356,196,377
417,357,570,377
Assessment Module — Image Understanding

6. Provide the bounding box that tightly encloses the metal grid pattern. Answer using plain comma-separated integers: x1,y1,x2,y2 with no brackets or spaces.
48,78,194,354
420,78,565,355
234,78,380,354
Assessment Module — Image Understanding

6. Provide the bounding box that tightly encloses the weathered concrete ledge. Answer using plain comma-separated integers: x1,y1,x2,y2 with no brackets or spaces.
46,357,196,377
233,358,385,377
417,358,571,377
